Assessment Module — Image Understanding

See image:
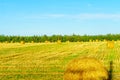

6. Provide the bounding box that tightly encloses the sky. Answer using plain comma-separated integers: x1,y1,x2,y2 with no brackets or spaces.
1,0,120,36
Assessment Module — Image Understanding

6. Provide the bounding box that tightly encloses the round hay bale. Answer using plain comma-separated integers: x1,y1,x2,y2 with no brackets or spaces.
57,40,61,44
107,41,114,49
31,41,34,43
64,57,108,80
20,41,25,44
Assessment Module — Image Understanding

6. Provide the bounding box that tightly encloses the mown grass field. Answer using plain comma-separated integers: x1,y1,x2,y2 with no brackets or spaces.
0,42,120,80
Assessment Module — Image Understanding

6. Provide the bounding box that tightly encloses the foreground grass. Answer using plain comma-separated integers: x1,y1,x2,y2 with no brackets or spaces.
0,42,120,80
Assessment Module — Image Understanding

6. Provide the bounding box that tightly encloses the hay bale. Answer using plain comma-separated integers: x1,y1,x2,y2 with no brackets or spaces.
66,40,70,43
45,40,50,43
57,40,61,44
5,41,8,44
31,41,34,43
20,41,25,44
64,57,108,80
107,41,114,49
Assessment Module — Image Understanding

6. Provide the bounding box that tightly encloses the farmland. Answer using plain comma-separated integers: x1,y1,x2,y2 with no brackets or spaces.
0,42,120,80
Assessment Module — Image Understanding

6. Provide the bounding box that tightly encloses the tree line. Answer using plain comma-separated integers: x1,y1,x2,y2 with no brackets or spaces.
0,34,120,43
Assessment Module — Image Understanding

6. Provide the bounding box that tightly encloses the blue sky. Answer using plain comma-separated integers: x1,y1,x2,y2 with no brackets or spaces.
0,0,120,36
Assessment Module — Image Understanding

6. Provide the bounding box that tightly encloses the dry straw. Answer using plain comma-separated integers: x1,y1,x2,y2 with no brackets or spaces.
66,40,70,43
31,41,34,43
5,41,8,44
45,40,50,43
96,39,99,42
107,41,114,49
89,39,92,42
20,41,25,44
57,40,61,44
64,57,108,80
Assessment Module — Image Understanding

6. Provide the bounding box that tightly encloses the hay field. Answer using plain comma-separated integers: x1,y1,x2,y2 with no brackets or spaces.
0,42,120,80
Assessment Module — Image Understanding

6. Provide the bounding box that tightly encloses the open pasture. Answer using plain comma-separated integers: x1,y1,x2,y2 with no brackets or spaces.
0,42,120,80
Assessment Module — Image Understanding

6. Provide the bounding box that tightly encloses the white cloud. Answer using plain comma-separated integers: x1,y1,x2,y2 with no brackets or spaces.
60,13,120,20
24,14,66,19
46,14,65,18
75,13,120,20
23,13,120,20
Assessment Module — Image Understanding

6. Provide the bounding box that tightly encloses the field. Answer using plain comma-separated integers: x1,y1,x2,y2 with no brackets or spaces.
0,42,120,80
